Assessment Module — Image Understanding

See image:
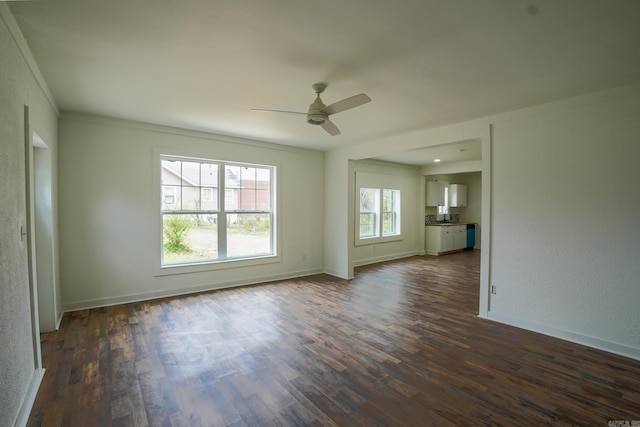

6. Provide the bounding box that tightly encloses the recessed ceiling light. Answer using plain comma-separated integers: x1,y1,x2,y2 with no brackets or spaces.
434,159,441,163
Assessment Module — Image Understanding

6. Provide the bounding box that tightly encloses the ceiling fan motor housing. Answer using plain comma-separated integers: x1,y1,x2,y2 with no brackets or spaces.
307,95,328,125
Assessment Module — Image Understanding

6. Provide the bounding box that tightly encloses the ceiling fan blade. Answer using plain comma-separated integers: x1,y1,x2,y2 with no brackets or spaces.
321,119,341,136
322,93,371,115
250,108,306,115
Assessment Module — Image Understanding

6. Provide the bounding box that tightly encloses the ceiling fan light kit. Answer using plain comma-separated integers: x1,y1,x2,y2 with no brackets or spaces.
307,113,327,125
252,83,371,136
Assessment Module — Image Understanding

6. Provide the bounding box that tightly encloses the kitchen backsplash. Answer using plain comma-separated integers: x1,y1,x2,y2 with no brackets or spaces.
425,213,460,224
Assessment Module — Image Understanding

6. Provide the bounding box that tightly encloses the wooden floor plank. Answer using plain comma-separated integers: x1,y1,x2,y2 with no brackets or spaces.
27,251,640,426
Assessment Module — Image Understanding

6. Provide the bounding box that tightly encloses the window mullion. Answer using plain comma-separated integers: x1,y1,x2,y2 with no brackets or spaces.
218,163,227,258
269,168,274,253
378,188,383,237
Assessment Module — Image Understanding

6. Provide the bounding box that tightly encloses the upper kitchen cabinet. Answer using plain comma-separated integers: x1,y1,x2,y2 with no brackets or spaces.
426,181,445,206
449,184,467,207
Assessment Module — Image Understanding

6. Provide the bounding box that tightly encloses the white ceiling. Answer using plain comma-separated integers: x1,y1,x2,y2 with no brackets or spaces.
9,0,640,162
374,139,482,166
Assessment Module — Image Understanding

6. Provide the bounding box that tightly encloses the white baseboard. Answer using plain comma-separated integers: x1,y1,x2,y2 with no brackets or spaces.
486,312,640,362
13,368,45,427
352,251,420,268
55,311,64,330
62,268,324,312
322,267,351,280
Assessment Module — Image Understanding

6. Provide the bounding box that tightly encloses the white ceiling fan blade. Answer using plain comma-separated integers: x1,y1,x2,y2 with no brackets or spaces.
321,119,341,136
322,93,371,115
250,108,306,115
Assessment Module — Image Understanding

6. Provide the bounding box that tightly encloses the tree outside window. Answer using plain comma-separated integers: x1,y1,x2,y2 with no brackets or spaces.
359,188,379,238
382,189,400,236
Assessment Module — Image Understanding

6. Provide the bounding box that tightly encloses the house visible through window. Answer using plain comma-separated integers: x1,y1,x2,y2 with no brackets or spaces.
358,187,401,241
160,156,275,266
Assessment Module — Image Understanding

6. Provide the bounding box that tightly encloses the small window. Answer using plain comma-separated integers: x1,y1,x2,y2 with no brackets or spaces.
437,186,449,217
357,187,401,242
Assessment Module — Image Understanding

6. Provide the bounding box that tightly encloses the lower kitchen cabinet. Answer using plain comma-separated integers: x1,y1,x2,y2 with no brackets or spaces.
425,225,467,255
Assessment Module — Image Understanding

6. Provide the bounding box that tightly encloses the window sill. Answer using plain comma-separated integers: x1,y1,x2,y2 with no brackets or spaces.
154,254,280,276
355,235,402,247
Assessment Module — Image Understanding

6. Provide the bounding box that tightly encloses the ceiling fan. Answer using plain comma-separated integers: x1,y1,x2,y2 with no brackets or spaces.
252,83,371,136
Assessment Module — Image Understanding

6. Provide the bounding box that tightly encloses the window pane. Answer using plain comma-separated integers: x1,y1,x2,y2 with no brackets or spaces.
241,166,257,189
360,188,377,212
256,168,271,210
383,189,400,236
161,160,181,185
181,161,201,186
200,187,218,210
200,163,218,186
182,186,200,210
225,188,238,210
162,185,179,210
228,165,272,211
225,165,241,190
162,214,218,265
239,165,256,208
359,213,376,238
383,212,396,234
359,188,379,238
226,213,271,258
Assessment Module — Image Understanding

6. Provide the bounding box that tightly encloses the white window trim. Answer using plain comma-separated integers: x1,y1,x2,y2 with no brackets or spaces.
153,147,281,276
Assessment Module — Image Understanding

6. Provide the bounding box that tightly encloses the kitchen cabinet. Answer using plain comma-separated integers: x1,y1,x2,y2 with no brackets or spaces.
426,181,445,206
449,184,467,207
425,226,443,254
452,225,466,249
425,225,467,255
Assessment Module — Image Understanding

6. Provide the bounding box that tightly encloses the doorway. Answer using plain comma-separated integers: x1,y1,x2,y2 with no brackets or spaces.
26,118,60,333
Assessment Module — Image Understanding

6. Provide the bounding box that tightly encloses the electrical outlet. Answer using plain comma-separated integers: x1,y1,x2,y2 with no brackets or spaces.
491,285,497,295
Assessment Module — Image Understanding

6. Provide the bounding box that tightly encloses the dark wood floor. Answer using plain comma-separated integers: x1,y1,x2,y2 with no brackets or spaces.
28,250,640,426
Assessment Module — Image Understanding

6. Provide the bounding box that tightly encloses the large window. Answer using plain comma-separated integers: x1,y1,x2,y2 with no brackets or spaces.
160,156,275,266
358,187,401,241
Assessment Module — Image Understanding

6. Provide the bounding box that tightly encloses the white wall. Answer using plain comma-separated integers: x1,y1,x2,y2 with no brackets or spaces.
323,83,640,359
0,4,58,426
351,160,422,266
488,84,640,359
58,113,325,310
